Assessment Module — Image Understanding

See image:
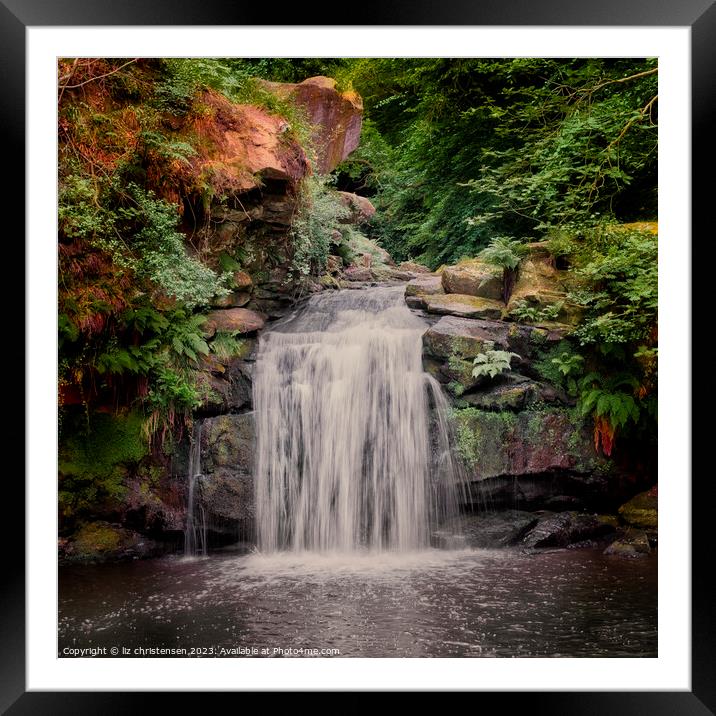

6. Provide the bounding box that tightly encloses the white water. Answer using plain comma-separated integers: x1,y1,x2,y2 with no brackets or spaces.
183,420,207,557
253,285,465,553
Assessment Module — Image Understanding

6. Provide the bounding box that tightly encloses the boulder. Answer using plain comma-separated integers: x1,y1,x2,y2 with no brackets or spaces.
232,271,253,290
337,191,376,224
405,275,444,297
439,511,539,548
424,294,504,320
198,413,256,538
521,511,616,548
198,468,254,532
505,258,582,325
344,265,374,282
261,76,363,174
399,261,431,274
604,530,651,558
60,521,165,563
326,255,343,274
202,308,266,336
618,487,658,529
211,291,252,308
441,259,504,301
422,315,567,363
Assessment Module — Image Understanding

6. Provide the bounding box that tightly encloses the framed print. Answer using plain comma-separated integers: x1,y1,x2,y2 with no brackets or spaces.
7,0,712,711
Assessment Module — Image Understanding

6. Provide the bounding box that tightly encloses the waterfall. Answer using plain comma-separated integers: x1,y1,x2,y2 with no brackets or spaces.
184,420,207,557
253,285,465,553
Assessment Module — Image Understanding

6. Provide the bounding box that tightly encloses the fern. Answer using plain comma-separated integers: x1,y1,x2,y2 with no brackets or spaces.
471,350,520,379
511,300,563,323
478,236,526,271
210,331,246,361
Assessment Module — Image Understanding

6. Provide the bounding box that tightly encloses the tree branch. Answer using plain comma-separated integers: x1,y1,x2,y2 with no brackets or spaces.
58,59,138,92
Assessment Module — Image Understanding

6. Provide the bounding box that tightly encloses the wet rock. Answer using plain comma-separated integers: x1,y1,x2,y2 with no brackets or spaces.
198,413,256,538
604,530,651,558
202,413,255,473
406,295,427,309
521,511,616,548
442,511,539,548
441,259,503,301
618,486,658,529
199,468,254,530
424,294,504,320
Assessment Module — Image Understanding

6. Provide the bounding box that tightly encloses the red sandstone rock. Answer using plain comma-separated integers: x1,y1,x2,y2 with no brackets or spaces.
260,76,363,173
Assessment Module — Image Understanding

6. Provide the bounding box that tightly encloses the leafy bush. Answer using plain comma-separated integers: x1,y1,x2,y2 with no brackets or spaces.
290,176,350,279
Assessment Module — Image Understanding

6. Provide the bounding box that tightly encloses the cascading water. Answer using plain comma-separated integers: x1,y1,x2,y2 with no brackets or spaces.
184,420,207,557
253,285,466,553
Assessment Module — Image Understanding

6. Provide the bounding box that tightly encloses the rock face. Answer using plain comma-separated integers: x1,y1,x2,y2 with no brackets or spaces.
453,407,606,481
198,413,256,540
187,90,310,195
202,308,266,336
441,259,504,301
261,76,363,173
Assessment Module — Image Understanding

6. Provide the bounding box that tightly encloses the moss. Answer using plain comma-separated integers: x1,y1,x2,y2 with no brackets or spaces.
73,522,122,555
451,407,517,469
59,410,150,520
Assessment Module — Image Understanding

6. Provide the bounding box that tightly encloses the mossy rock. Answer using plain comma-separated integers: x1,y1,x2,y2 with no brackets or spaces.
58,410,150,520
604,530,651,558
618,488,658,529
63,521,163,562
452,406,604,479
203,413,255,473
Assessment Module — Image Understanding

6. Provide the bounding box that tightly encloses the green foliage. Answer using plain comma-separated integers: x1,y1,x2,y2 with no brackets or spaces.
210,331,247,361
290,175,351,279
478,236,526,271
578,372,641,430
471,350,520,379
567,225,658,346
510,300,563,324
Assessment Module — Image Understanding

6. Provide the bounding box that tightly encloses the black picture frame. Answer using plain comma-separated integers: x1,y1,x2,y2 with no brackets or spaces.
7,0,711,711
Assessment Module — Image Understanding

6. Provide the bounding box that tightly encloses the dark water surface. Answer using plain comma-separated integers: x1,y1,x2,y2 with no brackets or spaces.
59,547,657,658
